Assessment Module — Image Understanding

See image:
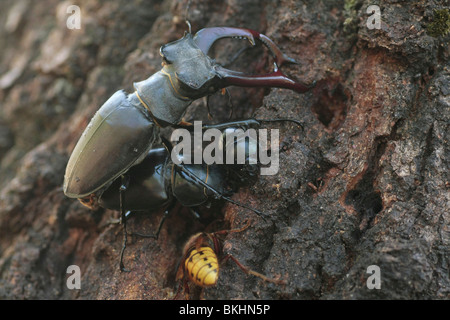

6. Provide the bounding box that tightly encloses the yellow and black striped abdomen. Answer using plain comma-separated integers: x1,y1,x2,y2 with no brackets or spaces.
185,246,219,287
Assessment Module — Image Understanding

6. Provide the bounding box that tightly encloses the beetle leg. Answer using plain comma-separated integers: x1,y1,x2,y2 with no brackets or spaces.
225,88,234,119
172,281,184,300
222,254,286,285
215,64,315,93
194,27,297,67
209,88,235,120
173,163,266,220
188,207,201,219
174,118,262,131
119,175,131,272
78,194,99,210
255,118,304,131
129,200,176,240
193,27,257,55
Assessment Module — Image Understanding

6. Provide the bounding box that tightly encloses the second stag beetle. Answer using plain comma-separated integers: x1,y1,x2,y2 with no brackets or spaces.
88,119,300,271
63,25,315,270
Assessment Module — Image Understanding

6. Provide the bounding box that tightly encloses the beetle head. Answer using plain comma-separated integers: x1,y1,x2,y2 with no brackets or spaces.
160,33,221,98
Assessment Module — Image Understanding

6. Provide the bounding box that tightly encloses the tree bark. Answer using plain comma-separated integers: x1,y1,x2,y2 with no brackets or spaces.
0,0,448,299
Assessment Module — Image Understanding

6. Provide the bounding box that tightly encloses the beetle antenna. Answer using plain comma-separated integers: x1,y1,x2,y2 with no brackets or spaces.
185,20,192,34
205,95,214,120
185,0,192,34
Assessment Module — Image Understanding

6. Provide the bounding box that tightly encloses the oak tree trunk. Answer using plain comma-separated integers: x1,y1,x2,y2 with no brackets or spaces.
0,0,448,299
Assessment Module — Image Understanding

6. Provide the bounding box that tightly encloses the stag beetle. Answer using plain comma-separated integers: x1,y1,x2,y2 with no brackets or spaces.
174,220,285,299
84,119,300,271
63,26,314,201
63,25,313,271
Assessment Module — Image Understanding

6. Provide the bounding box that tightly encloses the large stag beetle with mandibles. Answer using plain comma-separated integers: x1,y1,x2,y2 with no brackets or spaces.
63,26,314,201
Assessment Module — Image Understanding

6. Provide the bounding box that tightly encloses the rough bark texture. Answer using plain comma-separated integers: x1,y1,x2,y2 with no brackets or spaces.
0,0,449,299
